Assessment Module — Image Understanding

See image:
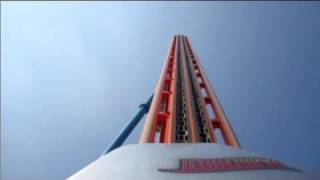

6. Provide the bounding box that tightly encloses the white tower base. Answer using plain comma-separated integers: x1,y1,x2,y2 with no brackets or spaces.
68,144,315,180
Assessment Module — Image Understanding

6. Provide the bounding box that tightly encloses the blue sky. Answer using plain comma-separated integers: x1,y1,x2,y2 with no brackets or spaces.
1,2,320,180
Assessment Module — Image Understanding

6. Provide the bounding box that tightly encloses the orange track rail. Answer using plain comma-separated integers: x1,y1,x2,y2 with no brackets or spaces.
140,35,240,148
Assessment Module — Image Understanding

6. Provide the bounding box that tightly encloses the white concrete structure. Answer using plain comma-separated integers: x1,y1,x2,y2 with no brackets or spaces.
68,144,316,180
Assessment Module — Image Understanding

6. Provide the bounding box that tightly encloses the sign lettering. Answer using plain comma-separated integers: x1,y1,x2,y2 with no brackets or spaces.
159,157,298,173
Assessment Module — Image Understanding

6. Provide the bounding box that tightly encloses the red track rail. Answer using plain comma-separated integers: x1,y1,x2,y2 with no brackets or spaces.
140,35,240,148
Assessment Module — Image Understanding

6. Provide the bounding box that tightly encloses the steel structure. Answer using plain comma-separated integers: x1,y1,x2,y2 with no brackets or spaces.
68,35,314,180
101,95,153,155
140,35,240,147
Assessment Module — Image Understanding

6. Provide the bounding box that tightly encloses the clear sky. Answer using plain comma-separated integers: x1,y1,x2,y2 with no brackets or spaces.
1,2,320,180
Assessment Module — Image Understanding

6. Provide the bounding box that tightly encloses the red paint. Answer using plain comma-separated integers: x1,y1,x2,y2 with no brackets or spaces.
159,157,297,173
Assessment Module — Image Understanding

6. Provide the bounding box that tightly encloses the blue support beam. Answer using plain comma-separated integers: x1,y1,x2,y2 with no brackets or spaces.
101,95,153,156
